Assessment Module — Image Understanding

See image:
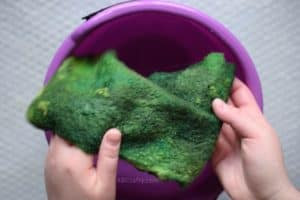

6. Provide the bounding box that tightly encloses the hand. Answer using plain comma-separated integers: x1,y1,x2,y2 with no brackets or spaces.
45,128,122,200
212,78,300,200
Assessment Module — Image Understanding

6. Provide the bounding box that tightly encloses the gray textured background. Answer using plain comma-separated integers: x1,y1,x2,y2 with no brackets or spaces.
0,0,299,199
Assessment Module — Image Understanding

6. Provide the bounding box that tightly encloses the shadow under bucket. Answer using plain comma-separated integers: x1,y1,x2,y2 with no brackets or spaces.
44,1,263,199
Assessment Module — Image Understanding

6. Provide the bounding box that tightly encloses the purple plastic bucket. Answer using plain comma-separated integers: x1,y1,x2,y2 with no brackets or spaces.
44,1,263,199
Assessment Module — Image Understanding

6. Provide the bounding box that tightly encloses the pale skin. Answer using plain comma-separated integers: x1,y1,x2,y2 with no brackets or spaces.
45,78,300,200
45,129,122,200
211,78,300,200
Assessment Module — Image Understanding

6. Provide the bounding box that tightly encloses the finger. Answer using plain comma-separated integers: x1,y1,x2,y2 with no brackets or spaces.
221,123,240,148
212,98,259,138
96,128,121,187
212,132,232,169
48,135,94,175
230,78,260,111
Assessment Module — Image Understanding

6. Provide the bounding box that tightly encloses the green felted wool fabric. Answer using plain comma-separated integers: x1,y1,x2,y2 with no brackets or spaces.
149,53,235,112
27,51,235,186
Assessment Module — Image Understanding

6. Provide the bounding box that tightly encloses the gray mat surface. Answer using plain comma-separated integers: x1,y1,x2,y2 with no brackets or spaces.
0,1,299,199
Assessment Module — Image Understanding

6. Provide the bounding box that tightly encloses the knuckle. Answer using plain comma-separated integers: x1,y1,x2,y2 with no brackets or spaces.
102,145,119,159
46,153,75,175
61,158,77,174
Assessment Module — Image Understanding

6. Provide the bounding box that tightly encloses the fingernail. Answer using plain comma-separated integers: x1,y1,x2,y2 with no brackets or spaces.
213,98,225,111
106,129,121,146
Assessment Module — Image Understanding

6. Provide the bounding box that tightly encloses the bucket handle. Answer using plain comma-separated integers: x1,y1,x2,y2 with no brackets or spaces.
82,0,137,20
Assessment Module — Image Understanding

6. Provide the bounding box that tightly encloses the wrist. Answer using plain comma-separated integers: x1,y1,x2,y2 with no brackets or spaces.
267,183,300,200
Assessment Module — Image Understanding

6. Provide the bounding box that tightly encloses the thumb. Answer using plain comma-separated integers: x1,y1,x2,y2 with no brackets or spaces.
96,128,122,187
212,98,259,138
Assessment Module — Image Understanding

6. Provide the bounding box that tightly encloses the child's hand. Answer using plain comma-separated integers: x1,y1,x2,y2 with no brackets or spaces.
212,78,300,200
45,128,121,200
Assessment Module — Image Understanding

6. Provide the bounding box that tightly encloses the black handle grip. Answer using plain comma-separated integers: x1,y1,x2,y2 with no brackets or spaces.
82,1,133,20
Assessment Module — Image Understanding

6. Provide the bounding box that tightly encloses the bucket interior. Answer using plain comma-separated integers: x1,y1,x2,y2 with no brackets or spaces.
72,11,244,80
